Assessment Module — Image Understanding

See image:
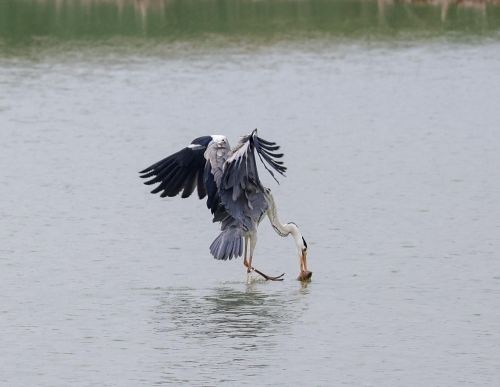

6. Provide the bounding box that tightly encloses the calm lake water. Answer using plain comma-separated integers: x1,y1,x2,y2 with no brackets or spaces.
1,1,500,386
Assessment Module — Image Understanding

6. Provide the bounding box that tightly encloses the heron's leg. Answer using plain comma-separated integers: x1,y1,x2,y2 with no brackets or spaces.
243,236,249,270
244,233,284,281
247,234,257,273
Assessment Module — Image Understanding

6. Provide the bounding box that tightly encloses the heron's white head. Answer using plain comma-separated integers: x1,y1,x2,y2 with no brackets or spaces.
211,135,228,145
286,222,308,255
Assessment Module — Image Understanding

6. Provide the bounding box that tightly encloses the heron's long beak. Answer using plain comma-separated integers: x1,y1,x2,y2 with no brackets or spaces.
300,250,308,272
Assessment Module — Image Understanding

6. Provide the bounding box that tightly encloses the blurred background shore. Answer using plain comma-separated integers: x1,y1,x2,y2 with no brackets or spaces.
2,0,500,50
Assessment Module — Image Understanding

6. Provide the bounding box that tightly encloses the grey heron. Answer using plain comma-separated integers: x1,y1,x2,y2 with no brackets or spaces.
139,129,311,281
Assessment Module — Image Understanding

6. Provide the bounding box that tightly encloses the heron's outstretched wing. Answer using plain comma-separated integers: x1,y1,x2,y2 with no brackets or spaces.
139,136,213,199
218,129,287,231
139,130,286,230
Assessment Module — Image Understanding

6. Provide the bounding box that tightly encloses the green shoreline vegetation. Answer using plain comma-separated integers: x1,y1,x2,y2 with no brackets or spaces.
2,0,500,39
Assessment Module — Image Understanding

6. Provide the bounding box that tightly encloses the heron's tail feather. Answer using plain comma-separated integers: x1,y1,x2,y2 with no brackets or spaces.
210,227,243,260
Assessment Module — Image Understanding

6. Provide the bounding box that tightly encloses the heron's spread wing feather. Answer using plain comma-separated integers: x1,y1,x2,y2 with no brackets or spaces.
139,136,212,199
253,135,286,183
218,130,287,232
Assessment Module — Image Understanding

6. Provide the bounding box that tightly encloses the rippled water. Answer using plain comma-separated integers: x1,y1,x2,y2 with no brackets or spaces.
2,1,500,386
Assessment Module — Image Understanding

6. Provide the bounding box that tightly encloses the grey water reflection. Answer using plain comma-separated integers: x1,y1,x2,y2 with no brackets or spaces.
150,285,308,384
154,285,301,341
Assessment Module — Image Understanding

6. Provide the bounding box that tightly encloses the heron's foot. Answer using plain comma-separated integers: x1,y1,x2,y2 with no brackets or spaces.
244,260,284,281
251,267,285,281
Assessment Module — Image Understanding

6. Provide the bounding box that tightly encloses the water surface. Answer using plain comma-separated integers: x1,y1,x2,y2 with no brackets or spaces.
1,1,500,386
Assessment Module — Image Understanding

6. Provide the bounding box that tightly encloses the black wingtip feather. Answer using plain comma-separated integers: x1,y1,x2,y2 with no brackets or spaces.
140,143,209,201
250,132,288,183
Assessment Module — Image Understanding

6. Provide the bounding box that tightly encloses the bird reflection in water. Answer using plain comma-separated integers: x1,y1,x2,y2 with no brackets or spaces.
149,285,310,384
153,285,300,342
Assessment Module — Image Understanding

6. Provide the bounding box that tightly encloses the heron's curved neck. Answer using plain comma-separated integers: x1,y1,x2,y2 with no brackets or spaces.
266,193,303,246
